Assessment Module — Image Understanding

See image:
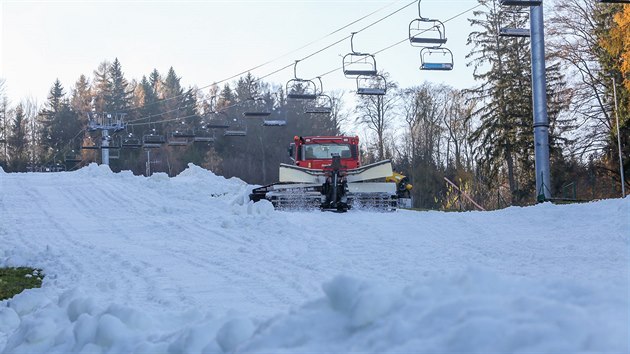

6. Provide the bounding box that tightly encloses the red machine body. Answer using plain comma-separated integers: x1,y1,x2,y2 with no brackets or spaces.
290,136,360,170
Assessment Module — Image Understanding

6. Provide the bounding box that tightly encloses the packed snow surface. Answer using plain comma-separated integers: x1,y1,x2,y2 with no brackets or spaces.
0,163,628,353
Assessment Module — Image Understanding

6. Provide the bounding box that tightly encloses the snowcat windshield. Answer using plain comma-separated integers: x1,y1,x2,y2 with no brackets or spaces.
303,143,352,160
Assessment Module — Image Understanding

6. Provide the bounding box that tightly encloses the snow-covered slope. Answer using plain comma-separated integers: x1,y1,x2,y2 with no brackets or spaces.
0,164,628,353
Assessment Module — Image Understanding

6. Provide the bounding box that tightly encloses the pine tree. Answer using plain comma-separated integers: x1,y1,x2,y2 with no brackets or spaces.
7,104,29,172
162,67,183,99
38,79,66,160
37,80,83,161
47,79,64,114
217,84,235,110
149,69,162,98
71,74,92,125
93,61,111,113
108,58,132,112
137,75,160,118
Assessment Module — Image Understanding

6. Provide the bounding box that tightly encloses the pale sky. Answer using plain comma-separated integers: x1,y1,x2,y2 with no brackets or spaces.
1,0,480,106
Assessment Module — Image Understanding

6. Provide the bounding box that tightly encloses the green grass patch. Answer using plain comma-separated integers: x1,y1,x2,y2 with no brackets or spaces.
0,267,44,301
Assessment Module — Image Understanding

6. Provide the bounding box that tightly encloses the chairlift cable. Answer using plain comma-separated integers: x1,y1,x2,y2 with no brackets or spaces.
88,2,483,131
118,0,406,115
314,3,483,80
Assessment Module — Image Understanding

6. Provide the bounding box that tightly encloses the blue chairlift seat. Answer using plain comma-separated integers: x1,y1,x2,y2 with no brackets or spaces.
420,47,454,71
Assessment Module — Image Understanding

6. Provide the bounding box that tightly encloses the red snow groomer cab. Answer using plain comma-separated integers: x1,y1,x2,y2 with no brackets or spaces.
250,135,397,212
290,136,360,170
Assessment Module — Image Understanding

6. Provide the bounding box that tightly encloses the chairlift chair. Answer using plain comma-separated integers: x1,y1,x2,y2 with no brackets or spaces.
122,133,142,148
356,75,387,96
206,111,232,129
262,120,287,127
342,54,378,77
499,10,530,38
305,94,333,115
206,123,230,129
193,127,215,143
221,115,246,137
342,33,378,78
172,130,196,138
243,98,272,117
224,130,247,137
101,136,121,158
168,131,190,146
243,111,272,117
107,147,121,159
499,0,542,5
142,130,165,149
499,28,530,37
64,150,82,164
409,18,447,47
420,47,454,71
52,163,66,172
286,61,319,100
193,136,215,143
81,138,100,150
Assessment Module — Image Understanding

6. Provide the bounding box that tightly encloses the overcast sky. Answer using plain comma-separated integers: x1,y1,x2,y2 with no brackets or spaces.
1,0,480,105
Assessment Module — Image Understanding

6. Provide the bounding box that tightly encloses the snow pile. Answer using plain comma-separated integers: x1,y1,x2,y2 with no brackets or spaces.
242,269,628,353
1,268,626,353
174,163,247,195
73,162,114,178
1,287,253,353
0,163,628,353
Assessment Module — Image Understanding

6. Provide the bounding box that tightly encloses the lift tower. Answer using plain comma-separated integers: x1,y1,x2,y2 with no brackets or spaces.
87,112,126,166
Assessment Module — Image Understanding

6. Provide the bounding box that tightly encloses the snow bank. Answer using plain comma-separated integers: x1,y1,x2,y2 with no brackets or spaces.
1,268,626,353
73,162,113,178
240,268,628,353
1,164,627,353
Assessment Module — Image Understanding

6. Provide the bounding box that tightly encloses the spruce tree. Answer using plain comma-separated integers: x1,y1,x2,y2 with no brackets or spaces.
71,74,92,126
108,58,132,112
162,67,183,99
93,61,111,113
38,80,66,160
8,104,29,172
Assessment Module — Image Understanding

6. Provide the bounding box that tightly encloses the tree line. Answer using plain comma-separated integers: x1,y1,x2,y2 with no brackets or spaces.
0,0,627,210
